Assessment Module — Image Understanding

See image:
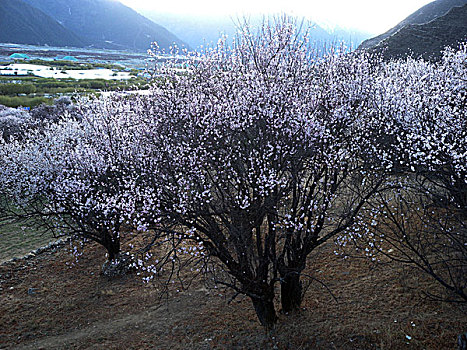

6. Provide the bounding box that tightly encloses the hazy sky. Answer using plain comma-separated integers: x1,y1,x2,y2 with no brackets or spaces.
119,0,434,34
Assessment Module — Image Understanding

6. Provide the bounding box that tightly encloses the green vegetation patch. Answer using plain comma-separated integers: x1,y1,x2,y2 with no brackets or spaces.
0,75,149,107
0,95,52,107
0,221,53,262
0,83,36,95
23,59,126,71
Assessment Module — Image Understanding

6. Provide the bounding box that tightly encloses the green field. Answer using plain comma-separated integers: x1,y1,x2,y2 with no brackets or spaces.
0,59,149,108
0,221,54,263
0,76,149,107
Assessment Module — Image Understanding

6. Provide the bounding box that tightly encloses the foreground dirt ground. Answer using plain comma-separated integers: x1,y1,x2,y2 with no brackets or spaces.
0,240,465,349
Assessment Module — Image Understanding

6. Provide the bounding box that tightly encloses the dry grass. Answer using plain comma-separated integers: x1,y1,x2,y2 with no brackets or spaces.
0,239,465,349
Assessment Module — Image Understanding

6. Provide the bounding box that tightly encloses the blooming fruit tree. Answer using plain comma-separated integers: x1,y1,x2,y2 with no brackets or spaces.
2,17,465,327
0,95,147,272
337,44,467,302
124,18,389,328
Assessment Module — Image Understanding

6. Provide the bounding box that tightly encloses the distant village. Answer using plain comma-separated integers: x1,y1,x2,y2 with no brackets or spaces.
1,52,140,80
0,45,194,108
1,49,192,81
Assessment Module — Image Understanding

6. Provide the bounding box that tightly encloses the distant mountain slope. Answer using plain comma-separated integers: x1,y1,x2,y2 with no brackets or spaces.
373,4,467,60
0,0,85,47
142,13,239,50
143,12,370,52
21,0,188,51
359,0,467,50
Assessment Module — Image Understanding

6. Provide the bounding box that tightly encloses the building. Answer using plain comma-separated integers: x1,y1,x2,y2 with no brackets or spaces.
62,56,78,62
54,55,78,62
9,53,30,60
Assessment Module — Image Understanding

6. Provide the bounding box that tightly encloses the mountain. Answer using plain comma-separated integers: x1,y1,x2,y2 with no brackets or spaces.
359,0,467,59
374,4,467,60
142,13,370,52
328,27,371,50
20,0,188,51
0,0,85,47
141,13,239,50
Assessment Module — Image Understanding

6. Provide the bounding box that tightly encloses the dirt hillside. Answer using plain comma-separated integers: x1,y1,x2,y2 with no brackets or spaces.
0,240,465,349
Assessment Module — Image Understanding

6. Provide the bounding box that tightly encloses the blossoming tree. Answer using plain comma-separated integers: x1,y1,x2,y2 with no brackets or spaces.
2,17,464,328
121,18,389,327
0,95,147,273
338,44,467,302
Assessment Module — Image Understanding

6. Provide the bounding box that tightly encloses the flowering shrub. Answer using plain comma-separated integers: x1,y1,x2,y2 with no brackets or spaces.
0,95,147,265
0,106,32,141
337,43,467,302
30,96,80,123
119,18,389,327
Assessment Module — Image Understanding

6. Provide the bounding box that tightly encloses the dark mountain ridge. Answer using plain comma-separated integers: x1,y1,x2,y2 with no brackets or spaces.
22,0,188,51
1,0,187,52
359,0,467,50
0,0,85,47
373,4,467,60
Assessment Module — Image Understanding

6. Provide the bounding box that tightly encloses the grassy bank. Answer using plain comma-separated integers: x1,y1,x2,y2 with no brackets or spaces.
0,220,53,262
0,240,465,349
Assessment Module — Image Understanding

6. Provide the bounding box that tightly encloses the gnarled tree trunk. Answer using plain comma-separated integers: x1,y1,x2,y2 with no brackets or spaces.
280,272,303,313
251,296,277,329
102,230,120,262
100,229,132,277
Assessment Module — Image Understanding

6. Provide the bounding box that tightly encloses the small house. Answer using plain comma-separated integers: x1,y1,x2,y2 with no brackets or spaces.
54,55,78,62
62,56,78,62
9,53,30,60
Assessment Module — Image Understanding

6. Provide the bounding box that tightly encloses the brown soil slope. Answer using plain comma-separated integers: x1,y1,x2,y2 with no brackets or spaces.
0,241,465,349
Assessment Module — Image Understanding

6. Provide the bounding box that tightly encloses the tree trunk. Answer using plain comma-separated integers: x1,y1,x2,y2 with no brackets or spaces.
103,233,120,262
106,243,120,261
458,332,467,350
280,273,303,313
251,296,277,329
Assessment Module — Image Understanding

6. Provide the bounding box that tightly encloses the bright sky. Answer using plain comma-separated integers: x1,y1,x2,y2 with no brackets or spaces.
119,0,434,34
